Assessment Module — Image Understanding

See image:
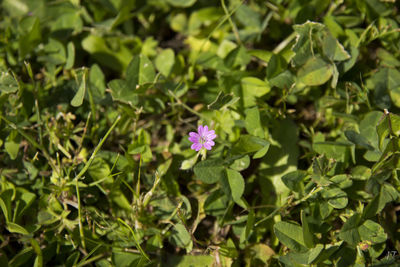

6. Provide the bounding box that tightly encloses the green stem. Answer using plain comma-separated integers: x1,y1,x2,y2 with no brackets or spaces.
73,115,121,181
221,0,242,45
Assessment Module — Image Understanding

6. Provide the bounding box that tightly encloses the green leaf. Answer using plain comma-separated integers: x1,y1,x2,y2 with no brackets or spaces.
18,16,41,59
126,54,156,86
225,46,251,69
165,255,214,267
89,64,106,101
313,141,353,162
193,159,224,184
274,221,307,252
225,169,245,203
338,213,362,246
166,0,196,7
322,32,350,61
204,190,229,216
232,135,270,155
297,56,333,86
81,35,131,72
108,79,138,107
282,170,307,192
7,222,30,235
0,71,19,94
367,68,400,109
241,77,270,107
155,49,175,77
301,211,315,248
245,107,264,138
5,136,20,160
363,183,399,219
358,220,387,244
267,54,288,79
170,223,193,252
292,21,325,67
344,130,374,150
321,187,348,209
70,71,86,107
207,91,239,110
376,112,400,151
65,41,75,69
229,155,250,171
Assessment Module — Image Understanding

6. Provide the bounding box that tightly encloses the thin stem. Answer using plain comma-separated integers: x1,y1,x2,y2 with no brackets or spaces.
76,178,86,249
117,218,150,261
273,32,297,54
221,0,242,45
168,89,203,118
73,115,121,181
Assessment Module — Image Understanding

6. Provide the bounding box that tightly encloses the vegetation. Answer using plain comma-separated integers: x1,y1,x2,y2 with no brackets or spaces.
1,0,400,266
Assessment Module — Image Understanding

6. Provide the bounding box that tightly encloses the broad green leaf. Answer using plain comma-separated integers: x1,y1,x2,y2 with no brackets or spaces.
65,41,75,69
366,68,400,109
126,54,156,86
321,187,348,209
108,79,138,107
262,119,299,200
5,137,19,160
224,46,251,69
225,169,245,203
266,54,287,79
245,107,264,138
170,223,193,252
89,64,106,101
377,48,400,67
82,35,131,72
232,135,269,155
344,130,374,150
70,71,86,107
241,77,270,97
204,190,229,216
164,255,214,267
7,222,30,235
229,155,250,171
155,49,175,77
376,112,400,150
297,56,333,86
15,188,36,220
301,211,315,248
322,32,350,61
18,16,41,59
338,213,362,246
363,183,399,219
166,0,196,7
112,250,143,267
313,141,353,162
358,220,387,244
193,159,224,184
0,71,19,94
282,171,307,192
274,221,307,252
292,21,325,67
207,91,239,110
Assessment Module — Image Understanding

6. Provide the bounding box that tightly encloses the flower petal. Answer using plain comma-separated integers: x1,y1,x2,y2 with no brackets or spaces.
198,125,204,136
206,133,217,140
204,125,209,133
188,136,199,143
191,143,202,151
189,132,199,138
206,140,215,146
204,143,212,150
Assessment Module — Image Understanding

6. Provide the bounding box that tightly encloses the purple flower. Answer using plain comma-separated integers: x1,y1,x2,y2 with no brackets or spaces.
188,125,217,151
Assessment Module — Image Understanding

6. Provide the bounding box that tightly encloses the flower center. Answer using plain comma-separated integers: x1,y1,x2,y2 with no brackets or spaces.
199,135,206,144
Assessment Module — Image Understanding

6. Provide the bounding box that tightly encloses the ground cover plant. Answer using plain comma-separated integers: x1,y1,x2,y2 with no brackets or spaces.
1,0,400,266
